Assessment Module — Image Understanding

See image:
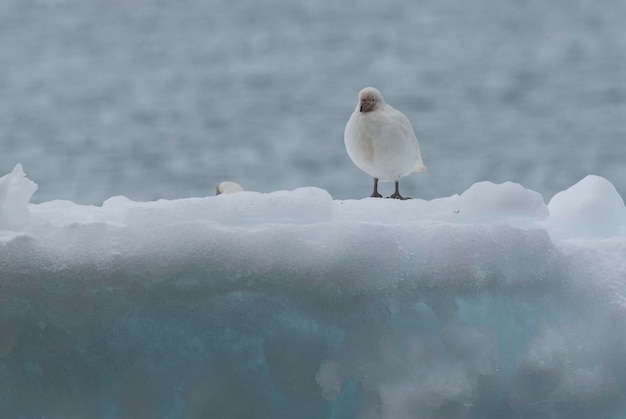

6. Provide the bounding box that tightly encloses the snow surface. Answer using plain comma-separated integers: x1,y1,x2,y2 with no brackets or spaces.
1,164,626,418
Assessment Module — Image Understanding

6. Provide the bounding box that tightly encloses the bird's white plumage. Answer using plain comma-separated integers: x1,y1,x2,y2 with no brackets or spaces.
216,181,244,195
344,87,425,183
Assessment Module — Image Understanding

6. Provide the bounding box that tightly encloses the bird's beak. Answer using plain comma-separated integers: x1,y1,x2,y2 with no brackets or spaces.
360,104,363,112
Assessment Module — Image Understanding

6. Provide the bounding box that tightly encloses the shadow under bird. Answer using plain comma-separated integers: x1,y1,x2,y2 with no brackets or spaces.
344,87,426,199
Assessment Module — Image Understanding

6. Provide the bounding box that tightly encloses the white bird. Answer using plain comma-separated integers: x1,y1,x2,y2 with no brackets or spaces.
344,87,426,199
216,181,244,195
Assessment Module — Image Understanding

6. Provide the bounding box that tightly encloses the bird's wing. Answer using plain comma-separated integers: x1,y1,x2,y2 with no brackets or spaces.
381,105,418,144
382,105,426,172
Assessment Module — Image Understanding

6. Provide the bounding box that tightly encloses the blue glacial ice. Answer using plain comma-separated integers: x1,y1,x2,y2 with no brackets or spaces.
1,164,626,419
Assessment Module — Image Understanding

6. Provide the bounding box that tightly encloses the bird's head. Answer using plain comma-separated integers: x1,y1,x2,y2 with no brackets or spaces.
358,87,384,113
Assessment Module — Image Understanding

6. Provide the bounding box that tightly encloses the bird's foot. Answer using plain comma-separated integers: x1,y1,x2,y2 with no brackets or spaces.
370,192,383,198
388,193,411,200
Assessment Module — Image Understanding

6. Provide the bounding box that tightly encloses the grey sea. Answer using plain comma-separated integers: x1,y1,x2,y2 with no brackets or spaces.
2,0,625,205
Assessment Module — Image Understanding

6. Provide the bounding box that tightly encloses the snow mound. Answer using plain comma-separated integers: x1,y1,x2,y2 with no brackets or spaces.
548,175,626,238
456,180,548,222
0,164,38,231
1,166,625,418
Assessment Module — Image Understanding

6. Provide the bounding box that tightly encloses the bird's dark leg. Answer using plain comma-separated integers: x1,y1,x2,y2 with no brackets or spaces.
370,178,382,198
388,181,411,200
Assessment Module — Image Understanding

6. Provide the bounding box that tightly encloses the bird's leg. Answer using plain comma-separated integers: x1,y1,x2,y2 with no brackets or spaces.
370,178,383,198
388,181,411,200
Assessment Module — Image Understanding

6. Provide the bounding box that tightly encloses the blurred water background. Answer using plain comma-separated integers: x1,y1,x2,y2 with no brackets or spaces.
1,0,625,204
